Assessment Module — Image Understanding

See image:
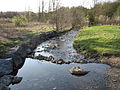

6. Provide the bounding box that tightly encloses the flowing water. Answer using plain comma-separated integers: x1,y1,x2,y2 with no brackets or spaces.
11,30,111,90
34,30,84,60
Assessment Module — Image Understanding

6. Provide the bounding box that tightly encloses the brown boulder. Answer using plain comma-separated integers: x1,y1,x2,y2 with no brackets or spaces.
69,66,89,76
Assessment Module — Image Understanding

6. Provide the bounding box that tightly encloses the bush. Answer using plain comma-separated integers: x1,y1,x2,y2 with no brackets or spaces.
12,16,28,26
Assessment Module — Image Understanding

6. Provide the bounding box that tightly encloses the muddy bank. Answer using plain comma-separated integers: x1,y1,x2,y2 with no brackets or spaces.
73,45,120,68
99,56,120,68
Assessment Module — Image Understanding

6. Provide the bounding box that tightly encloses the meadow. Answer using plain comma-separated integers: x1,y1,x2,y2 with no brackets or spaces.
74,25,120,57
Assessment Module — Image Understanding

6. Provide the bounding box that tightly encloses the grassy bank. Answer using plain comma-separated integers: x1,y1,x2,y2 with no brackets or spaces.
0,18,53,54
74,25,120,58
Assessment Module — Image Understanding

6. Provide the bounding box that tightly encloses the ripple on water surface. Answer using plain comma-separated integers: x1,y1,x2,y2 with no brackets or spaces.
34,30,84,61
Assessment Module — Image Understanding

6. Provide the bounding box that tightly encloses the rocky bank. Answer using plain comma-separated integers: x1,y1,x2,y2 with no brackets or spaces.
0,30,67,90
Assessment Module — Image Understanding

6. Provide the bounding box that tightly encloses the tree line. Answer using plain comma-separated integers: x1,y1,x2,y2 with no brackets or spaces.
0,0,119,31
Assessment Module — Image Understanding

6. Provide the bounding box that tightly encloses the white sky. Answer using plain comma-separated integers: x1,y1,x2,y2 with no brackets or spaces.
0,0,114,12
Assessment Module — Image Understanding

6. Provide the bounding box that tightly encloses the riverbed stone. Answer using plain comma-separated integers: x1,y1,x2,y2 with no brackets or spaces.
11,77,22,85
75,60,81,63
65,61,71,64
71,60,88,64
51,60,56,63
14,44,30,57
48,43,59,49
0,85,10,90
11,44,31,70
35,54,48,60
0,59,13,77
0,75,22,90
47,56,55,61
69,66,89,76
12,54,25,70
0,75,13,86
79,60,87,64
56,59,65,64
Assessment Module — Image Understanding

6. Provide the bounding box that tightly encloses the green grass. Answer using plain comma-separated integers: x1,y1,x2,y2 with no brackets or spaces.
74,25,120,57
0,18,71,54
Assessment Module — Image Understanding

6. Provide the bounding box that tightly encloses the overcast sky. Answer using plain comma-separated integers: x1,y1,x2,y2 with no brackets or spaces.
0,0,114,12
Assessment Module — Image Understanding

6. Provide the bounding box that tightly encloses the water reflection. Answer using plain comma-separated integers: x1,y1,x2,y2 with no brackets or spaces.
11,58,110,90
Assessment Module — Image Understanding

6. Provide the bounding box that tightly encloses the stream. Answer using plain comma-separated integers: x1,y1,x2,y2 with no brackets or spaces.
11,30,111,90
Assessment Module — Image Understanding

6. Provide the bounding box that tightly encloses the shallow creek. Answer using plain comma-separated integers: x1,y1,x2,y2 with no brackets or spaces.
11,30,111,90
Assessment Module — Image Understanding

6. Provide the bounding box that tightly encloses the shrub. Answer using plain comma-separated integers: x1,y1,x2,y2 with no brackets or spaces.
12,16,28,26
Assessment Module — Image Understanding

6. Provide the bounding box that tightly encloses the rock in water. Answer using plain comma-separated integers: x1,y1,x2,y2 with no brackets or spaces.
12,77,22,85
0,59,13,77
0,75,13,86
69,66,89,76
0,85,10,90
35,54,47,60
47,56,55,61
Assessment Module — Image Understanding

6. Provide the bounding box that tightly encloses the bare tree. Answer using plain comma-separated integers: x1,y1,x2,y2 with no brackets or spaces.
93,0,99,6
41,0,45,22
42,0,44,15
57,7,72,31
71,7,86,28
38,0,41,22
48,0,52,12
51,0,61,31
26,6,31,22
52,0,56,11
